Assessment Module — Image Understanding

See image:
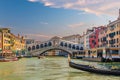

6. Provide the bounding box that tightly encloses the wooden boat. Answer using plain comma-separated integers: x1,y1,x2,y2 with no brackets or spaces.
68,54,120,76
0,57,18,62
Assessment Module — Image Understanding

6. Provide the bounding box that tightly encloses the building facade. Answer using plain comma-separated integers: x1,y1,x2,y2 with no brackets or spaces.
0,28,11,56
98,27,107,48
79,34,85,50
11,34,25,56
84,29,93,49
106,10,120,48
89,26,105,49
0,32,2,53
0,28,25,57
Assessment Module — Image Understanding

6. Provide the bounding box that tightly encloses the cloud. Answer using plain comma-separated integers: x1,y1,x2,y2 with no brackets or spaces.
28,0,120,16
27,0,39,2
68,22,85,28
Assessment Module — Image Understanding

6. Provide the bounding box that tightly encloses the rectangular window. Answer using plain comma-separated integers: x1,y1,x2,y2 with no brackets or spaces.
117,38,119,43
101,38,102,42
114,39,115,43
106,40,108,44
106,34,108,37
116,31,119,35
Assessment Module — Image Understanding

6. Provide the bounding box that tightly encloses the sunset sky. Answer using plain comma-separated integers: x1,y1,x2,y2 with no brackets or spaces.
0,0,119,41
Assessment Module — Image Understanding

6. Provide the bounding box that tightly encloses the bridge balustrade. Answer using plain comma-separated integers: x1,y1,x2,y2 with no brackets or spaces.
27,39,83,56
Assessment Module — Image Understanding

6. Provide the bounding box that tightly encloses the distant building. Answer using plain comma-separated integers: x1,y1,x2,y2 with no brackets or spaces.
25,39,35,44
62,34,81,43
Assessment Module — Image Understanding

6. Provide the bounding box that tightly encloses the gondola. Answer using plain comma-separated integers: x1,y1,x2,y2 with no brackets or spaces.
68,55,120,76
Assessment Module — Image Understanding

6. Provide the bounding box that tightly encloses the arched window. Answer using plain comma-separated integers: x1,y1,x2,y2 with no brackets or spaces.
76,46,79,50
40,44,43,48
44,43,47,47
32,46,35,50
28,47,31,51
80,47,83,50
68,44,71,48
64,43,67,47
72,45,75,49
36,45,39,49
60,42,64,46
48,42,52,46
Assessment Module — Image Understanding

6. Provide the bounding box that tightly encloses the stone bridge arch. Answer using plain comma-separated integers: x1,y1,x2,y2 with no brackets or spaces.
30,46,75,56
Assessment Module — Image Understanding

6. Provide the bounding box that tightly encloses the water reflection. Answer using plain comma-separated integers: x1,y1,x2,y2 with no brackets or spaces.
0,57,120,80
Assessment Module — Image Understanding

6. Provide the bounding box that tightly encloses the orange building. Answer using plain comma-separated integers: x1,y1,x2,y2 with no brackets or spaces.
106,9,120,48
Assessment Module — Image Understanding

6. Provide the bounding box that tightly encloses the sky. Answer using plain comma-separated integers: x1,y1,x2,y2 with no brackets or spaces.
0,0,119,41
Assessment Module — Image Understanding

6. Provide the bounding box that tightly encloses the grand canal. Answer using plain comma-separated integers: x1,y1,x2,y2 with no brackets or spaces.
0,57,120,80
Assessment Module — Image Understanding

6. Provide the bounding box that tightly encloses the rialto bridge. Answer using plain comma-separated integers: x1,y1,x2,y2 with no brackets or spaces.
27,36,84,56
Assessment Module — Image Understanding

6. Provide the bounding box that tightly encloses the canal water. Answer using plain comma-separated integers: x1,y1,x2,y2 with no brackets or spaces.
0,57,120,80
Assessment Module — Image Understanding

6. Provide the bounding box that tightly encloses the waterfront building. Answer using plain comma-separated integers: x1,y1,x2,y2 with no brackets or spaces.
104,9,120,59
0,28,25,57
106,9,120,48
84,10,120,60
11,34,25,56
84,29,93,49
0,32,2,53
98,27,107,48
89,26,105,49
0,28,12,57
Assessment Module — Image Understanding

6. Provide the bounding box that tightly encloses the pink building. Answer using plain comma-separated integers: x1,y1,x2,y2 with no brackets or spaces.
89,26,105,49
